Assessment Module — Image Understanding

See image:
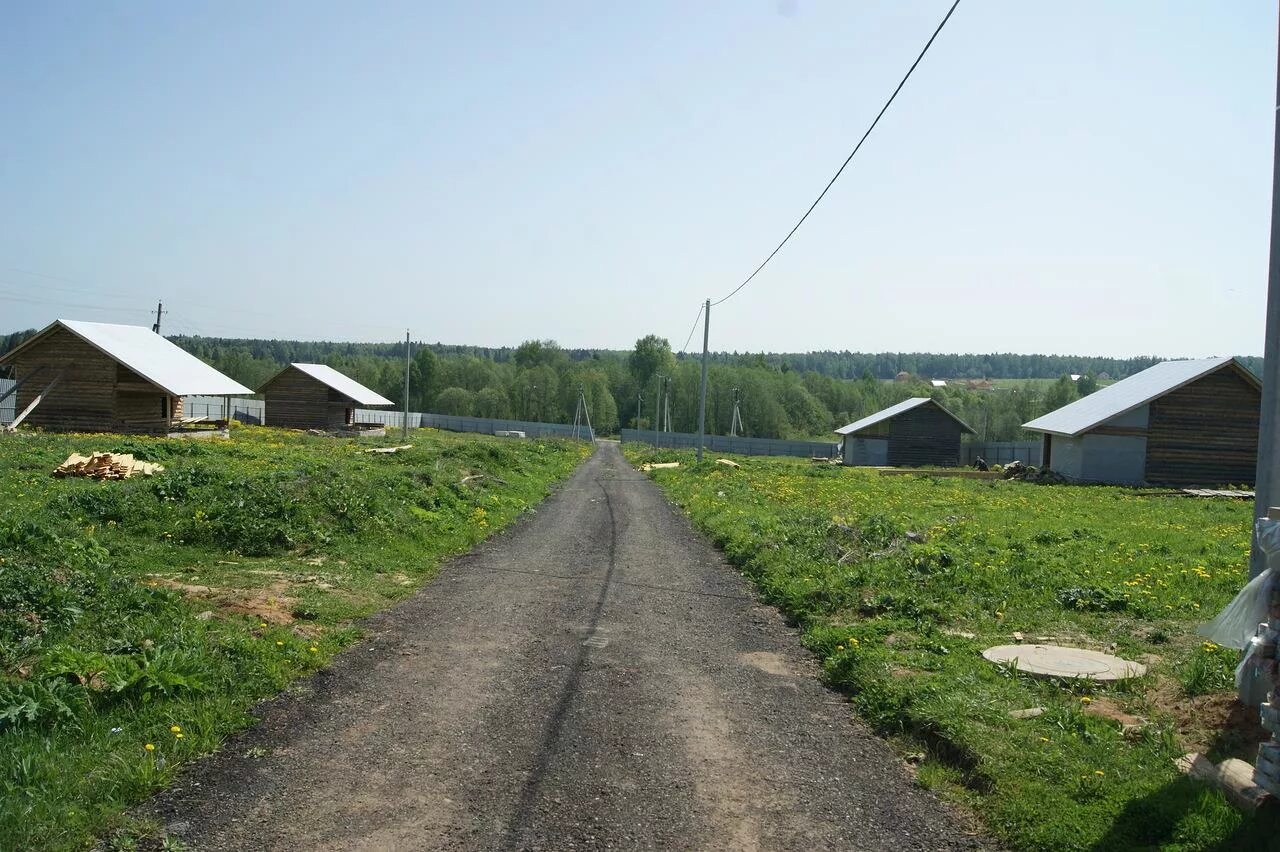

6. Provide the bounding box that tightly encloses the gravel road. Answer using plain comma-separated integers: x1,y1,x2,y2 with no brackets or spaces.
148,441,989,851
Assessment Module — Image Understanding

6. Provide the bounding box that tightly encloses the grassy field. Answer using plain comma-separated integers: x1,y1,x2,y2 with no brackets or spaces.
626,447,1278,851
0,425,588,851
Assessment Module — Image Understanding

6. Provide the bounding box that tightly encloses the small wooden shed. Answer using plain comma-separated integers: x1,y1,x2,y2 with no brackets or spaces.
1023,357,1260,486
0,319,252,434
259,363,393,431
836,397,975,467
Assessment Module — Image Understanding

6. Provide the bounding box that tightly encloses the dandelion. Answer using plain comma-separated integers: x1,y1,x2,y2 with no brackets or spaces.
259,622,268,628
1080,696,1092,703
276,640,284,646
836,645,845,652
309,646,319,653
170,725,182,733
1038,737,1050,743
144,743,155,752
175,732,184,739
1094,770,1105,776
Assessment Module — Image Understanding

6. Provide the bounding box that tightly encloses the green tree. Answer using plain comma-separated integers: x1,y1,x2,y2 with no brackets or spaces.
628,335,674,389
1043,375,1080,412
434,387,475,416
473,387,511,419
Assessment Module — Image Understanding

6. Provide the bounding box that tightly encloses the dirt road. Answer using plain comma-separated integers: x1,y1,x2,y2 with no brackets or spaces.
150,442,987,851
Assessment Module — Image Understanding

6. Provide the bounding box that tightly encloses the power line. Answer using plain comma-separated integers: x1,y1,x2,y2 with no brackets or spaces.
710,0,961,308
678,303,705,353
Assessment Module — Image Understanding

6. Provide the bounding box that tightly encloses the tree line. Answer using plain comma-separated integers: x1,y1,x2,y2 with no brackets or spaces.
0,328,1260,441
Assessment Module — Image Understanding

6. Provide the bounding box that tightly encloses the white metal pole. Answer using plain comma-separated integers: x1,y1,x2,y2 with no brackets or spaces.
1252,10,1280,579
403,330,411,441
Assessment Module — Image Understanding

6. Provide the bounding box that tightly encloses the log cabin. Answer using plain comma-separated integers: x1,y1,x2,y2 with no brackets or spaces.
0,319,252,434
258,363,393,430
1023,357,1260,486
836,397,975,467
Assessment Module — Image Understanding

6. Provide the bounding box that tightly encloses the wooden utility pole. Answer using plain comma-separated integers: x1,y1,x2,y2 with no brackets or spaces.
152,301,165,334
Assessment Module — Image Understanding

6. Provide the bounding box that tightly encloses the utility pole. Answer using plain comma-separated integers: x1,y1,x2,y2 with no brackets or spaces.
636,393,643,430
403,330,411,441
696,298,710,462
654,374,665,448
151,301,166,334
1254,10,1280,579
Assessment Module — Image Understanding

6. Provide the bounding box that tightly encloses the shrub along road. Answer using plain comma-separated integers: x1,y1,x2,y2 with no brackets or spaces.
147,441,986,850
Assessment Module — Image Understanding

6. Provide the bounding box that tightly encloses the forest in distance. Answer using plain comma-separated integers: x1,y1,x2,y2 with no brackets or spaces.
0,328,1263,442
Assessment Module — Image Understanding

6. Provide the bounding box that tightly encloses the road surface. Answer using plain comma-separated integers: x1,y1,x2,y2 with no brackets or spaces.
149,441,987,851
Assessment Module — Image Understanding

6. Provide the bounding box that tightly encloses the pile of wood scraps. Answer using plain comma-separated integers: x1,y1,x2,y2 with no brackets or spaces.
364,444,413,454
54,452,164,480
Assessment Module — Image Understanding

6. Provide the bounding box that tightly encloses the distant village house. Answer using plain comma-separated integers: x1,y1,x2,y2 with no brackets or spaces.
1023,357,1260,486
0,319,251,434
259,363,393,431
835,397,975,467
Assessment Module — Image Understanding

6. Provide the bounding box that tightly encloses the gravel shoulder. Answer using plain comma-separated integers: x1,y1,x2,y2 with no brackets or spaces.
146,441,989,851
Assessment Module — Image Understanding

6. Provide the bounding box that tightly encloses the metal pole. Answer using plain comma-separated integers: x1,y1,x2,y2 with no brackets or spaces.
654,375,662,448
403,330,411,441
152,301,164,334
696,298,710,462
1253,10,1280,579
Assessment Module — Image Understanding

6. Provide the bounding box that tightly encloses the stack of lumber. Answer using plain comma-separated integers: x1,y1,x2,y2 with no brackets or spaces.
53,452,164,480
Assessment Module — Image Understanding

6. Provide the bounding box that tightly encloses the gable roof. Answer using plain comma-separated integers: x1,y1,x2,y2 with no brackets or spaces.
0,319,252,396
263,363,394,407
1022,357,1260,437
835,397,975,436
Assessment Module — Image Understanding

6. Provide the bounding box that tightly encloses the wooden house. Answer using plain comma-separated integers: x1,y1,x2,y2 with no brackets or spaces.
0,319,252,434
258,363,393,430
1023,357,1260,486
836,397,974,467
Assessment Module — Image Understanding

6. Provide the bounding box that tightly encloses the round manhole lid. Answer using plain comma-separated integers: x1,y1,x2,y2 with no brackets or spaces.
981,644,1147,681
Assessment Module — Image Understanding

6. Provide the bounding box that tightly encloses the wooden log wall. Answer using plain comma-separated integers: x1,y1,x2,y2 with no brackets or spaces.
886,403,966,467
1144,367,1260,486
8,326,172,434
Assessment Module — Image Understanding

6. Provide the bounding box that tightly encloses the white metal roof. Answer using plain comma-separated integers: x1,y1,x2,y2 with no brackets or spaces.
1,319,252,396
280,363,394,406
1022,357,1257,437
835,397,974,436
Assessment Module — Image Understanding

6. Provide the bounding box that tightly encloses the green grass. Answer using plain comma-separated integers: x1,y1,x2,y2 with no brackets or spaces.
625,447,1279,851
0,425,588,850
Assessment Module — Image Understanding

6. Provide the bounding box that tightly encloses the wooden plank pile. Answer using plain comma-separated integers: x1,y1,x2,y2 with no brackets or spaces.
53,452,164,480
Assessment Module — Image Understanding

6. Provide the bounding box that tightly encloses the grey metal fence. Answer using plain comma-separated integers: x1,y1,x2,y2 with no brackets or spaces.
420,412,588,439
621,428,837,459
961,440,1042,467
183,396,265,424
0,378,14,424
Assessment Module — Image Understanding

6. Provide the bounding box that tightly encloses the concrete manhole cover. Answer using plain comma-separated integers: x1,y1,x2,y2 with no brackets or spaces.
982,644,1147,681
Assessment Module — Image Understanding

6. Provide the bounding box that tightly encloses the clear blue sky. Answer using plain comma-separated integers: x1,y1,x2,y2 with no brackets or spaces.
1,1,1275,357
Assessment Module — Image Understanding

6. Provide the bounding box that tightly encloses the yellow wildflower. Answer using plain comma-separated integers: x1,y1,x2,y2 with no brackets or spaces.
144,743,155,752
170,725,181,733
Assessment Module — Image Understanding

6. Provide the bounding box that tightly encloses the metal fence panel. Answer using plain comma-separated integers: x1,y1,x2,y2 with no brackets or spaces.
621,429,837,459
960,441,1042,467
419,412,588,439
0,378,14,424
